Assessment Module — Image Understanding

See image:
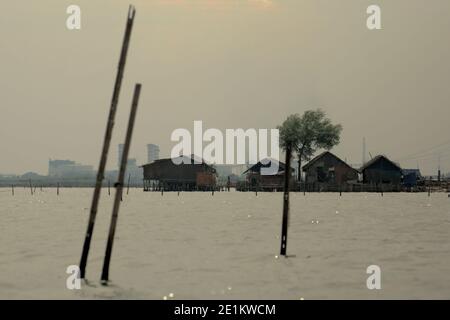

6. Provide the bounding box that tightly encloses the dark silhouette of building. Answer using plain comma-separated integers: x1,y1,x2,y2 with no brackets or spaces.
302,151,359,188
241,158,293,191
142,155,216,191
402,169,422,188
361,155,402,186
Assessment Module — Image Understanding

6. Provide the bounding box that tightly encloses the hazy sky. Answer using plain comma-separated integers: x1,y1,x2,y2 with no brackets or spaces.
1,0,450,175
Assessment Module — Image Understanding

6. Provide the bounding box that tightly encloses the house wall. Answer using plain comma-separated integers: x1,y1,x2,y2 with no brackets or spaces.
363,158,402,185
304,153,358,185
196,172,216,187
143,160,215,185
403,173,419,187
245,172,294,191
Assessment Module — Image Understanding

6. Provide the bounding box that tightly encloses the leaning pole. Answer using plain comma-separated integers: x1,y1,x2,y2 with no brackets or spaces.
101,83,142,284
79,5,136,280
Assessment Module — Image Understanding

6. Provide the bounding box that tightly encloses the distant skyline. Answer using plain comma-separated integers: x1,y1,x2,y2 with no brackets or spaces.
1,0,450,176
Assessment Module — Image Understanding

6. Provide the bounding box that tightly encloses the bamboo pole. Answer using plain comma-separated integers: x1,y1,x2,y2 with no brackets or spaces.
79,5,136,280
101,83,141,284
280,144,292,256
126,173,131,195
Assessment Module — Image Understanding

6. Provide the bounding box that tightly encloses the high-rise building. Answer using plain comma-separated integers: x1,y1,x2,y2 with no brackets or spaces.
49,159,75,176
147,144,160,164
125,158,142,179
48,159,94,178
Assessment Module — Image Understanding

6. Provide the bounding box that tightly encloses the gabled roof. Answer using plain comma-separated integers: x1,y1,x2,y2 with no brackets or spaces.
302,151,358,173
142,154,211,167
243,158,288,175
360,155,401,171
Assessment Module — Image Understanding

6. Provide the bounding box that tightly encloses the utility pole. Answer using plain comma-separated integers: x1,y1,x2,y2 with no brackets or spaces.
280,144,292,256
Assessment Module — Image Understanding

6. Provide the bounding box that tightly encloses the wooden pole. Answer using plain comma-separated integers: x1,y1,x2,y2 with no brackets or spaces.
101,83,141,284
29,180,33,195
108,180,111,196
126,173,131,195
57,182,59,196
12,184,14,196
79,5,136,280
280,144,292,256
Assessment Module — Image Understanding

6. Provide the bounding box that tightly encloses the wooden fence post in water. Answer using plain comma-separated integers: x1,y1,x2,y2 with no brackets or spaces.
57,183,60,196
101,83,141,284
79,5,136,280
280,144,292,256
29,180,33,195
126,173,131,195
12,184,14,196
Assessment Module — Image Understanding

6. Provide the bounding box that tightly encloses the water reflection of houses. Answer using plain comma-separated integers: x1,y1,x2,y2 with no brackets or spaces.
302,151,359,191
142,155,217,191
